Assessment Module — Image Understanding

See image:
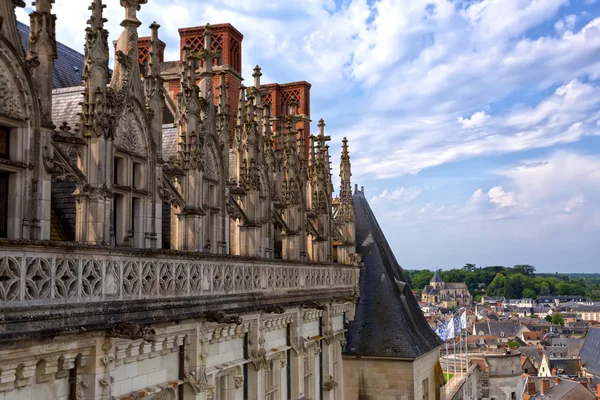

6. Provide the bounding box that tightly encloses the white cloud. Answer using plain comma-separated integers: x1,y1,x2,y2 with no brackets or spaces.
370,186,423,203
458,111,490,129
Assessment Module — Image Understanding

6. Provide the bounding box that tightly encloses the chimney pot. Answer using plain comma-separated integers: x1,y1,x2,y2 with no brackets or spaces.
541,378,550,395
361,185,364,193
597,383,600,399
552,367,557,376
556,377,560,385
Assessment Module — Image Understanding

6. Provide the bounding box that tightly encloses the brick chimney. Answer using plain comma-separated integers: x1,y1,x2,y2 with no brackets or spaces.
551,367,557,376
541,378,550,395
597,383,600,399
556,376,560,385
527,379,537,396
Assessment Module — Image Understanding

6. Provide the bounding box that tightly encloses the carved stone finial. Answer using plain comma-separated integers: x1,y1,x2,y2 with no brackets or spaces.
253,65,262,88
33,0,54,12
120,0,147,26
318,118,325,135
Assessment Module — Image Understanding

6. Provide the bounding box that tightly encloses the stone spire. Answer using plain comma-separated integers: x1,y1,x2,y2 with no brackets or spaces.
0,0,25,52
110,0,146,102
339,136,354,222
81,0,111,138
28,0,57,126
147,21,161,77
76,0,113,245
145,22,165,157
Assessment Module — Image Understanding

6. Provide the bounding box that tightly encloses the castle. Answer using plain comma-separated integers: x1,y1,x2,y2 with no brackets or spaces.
0,0,359,398
0,0,442,399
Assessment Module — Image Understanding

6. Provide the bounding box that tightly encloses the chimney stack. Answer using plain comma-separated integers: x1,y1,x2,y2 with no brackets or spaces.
527,379,537,396
551,367,557,376
541,378,550,395
597,383,600,399
556,376,560,385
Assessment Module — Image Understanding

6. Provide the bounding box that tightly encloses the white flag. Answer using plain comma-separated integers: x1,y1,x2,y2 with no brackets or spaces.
447,318,455,340
461,311,468,330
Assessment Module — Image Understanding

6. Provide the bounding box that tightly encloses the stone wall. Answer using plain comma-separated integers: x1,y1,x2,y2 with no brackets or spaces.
0,305,351,400
486,352,523,400
342,349,441,400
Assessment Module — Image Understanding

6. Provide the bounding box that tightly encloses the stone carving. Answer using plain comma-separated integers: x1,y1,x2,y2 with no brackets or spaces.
107,324,156,342
235,375,244,389
115,110,146,156
183,362,208,394
0,58,24,120
0,252,357,305
206,311,242,325
149,388,176,400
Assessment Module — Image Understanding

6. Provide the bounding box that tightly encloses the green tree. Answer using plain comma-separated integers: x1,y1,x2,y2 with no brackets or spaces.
545,315,552,323
522,288,537,298
551,313,565,326
513,265,536,275
539,283,550,296
507,340,520,349
410,270,435,291
463,263,477,272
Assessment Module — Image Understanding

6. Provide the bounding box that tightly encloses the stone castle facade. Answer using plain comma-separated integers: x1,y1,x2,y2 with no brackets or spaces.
0,1,361,399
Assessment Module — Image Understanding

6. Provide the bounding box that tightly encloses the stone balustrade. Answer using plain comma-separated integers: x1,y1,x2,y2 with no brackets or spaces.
0,241,360,340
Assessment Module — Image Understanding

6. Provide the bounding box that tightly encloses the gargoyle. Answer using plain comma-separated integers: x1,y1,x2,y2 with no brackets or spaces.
107,324,156,342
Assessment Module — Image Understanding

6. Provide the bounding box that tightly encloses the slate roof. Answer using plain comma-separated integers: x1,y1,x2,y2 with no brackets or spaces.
431,271,443,283
52,86,84,128
580,327,600,376
548,358,581,377
474,320,521,337
17,21,84,89
162,124,178,160
520,347,544,367
344,190,442,359
524,376,595,399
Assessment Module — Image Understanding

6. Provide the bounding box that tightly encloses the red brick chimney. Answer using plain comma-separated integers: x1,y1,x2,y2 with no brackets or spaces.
527,380,537,395
551,367,557,376
541,378,550,395
556,376,560,385
597,383,600,399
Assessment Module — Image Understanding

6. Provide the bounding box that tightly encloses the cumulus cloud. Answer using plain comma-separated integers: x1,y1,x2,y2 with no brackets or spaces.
458,111,491,129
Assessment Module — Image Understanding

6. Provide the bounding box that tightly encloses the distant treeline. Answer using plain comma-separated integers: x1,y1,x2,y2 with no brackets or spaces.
405,264,600,302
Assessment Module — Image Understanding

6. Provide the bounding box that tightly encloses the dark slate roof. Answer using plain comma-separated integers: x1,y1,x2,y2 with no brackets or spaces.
520,347,544,367
344,190,442,359
524,376,595,400
548,358,581,377
17,21,84,89
474,320,521,337
431,270,443,283
580,327,600,376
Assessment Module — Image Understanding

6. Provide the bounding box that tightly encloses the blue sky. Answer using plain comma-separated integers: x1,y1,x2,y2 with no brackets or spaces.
18,0,600,273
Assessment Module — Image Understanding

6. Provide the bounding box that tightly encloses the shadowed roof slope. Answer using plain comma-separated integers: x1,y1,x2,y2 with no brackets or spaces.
345,190,442,359
580,326,600,376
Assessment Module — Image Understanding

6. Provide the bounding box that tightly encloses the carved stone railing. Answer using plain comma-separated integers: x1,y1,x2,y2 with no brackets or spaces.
0,242,359,339
0,242,359,305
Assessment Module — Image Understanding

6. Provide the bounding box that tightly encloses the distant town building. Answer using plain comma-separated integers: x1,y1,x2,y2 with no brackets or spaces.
422,271,472,307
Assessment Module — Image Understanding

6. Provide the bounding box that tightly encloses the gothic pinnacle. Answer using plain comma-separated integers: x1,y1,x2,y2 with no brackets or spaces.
253,65,262,87
33,0,54,13
318,118,325,136
88,0,107,30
